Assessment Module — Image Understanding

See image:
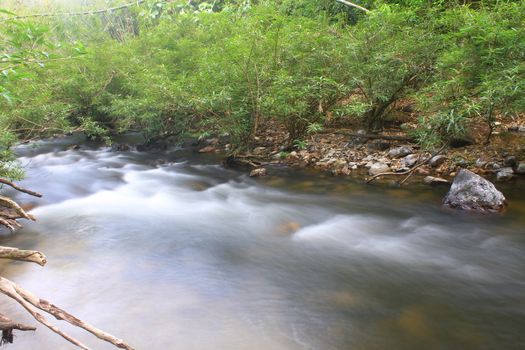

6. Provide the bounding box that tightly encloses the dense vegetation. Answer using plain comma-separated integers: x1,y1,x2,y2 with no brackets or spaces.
1,0,524,177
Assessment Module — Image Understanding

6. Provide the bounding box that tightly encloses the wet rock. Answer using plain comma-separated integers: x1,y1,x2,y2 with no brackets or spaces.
424,176,450,186
249,168,267,177
137,139,168,151
487,162,502,170
401,154,420,168
66,144,81,151
504,156,517,168
496,167,514,182
368,162,390,176
516,162,525,175
367,139,390,151
111,143,131,152
198,145,217,153
443,169,506,212
388,146,413,159
429,155,447,168
475,158,488,168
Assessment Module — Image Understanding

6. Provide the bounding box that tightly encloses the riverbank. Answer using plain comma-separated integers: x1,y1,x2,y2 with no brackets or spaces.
195,119,525,186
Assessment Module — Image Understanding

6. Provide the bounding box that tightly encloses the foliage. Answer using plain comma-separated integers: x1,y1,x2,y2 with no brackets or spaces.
0,0,523,160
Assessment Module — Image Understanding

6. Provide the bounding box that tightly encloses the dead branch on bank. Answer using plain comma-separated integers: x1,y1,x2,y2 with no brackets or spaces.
366,143,448,185
0,178,134,349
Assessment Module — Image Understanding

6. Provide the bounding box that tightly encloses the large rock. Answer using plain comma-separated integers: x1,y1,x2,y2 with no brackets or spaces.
496,167,514,182
368,162,391,176
388,146,413,158
443,169,506,212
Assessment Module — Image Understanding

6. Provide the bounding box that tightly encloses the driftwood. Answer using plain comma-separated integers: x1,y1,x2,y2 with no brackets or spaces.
0,247,46,266
0,178,134,349
366,144,448,185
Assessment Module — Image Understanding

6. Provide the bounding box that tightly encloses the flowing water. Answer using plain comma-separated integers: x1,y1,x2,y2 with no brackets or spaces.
1,135,524,350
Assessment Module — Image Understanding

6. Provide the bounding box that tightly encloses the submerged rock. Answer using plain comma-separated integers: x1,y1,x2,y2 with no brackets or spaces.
388,146,413,159
496,167,514,182
111,143,131,152
516,162,525,175
368,162,390,176
443,169,506,212
249,168,267,177
198,145,217,153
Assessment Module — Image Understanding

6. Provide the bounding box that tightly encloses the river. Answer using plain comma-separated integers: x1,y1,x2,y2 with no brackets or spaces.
0,135,524,350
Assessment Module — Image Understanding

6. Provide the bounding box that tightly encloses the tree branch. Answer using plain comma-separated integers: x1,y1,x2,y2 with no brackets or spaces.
0,178,42,198
0,246,46,266
0,277,134,349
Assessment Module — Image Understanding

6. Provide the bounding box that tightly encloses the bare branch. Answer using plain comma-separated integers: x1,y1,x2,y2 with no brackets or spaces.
0,246,46,266
0,178,42,198
0,196,35,221
335,0,370,13
0,277,134,349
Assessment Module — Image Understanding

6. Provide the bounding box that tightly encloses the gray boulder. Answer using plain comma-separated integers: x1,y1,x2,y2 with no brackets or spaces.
443,169,506,212
496,167,514,182
429,155,447,168
368,162,390,176
401,154,421,168
388,146,413,158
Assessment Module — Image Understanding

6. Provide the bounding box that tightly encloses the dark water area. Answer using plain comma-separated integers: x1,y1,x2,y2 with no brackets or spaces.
0,135,524,349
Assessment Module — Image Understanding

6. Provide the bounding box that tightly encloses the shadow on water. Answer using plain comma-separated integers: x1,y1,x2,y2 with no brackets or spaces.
0,135,524,349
